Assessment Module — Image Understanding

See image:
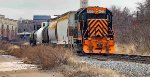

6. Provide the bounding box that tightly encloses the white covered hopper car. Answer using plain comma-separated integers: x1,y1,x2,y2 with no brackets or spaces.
30,11,76,45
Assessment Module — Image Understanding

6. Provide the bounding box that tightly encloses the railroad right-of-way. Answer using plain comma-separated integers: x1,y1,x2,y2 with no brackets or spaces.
80,55,150,77
85,54,150,64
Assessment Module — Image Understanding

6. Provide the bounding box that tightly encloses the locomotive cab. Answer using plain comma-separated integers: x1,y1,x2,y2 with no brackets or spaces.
75,7,115,54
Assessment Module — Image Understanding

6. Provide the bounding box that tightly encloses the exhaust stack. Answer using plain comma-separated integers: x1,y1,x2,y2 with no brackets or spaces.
80,0,88,8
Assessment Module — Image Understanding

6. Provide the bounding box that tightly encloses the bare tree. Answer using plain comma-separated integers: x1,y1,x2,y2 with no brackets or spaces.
137,2,145,19
110,6,134,44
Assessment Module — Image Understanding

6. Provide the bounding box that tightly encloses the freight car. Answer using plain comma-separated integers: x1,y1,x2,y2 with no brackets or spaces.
30,6,115,54
30,22,49,45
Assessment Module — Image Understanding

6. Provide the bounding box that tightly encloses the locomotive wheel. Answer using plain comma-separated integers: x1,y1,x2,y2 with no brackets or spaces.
73,44,85,56
77,51,85,56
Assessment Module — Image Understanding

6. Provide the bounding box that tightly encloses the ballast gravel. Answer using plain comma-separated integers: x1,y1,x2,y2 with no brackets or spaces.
80,57,150,77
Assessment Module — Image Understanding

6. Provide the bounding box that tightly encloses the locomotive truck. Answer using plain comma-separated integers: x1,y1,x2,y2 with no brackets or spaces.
30,6,115,54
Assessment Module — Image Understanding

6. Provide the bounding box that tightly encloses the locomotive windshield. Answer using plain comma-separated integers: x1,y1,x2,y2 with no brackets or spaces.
87,14,107,19
87,13,112,24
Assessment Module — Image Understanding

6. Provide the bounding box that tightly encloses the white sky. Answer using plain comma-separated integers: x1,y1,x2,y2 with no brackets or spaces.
0,0,145,20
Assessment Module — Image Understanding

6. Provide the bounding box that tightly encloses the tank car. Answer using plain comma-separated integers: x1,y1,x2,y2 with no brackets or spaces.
30,22,49,45
36,22,49,43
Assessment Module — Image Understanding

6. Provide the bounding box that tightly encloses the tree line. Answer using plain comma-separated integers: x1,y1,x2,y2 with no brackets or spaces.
112,0,150,54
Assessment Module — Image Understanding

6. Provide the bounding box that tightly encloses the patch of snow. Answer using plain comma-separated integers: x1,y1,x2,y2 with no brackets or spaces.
0,61,37,72
0,55,37,72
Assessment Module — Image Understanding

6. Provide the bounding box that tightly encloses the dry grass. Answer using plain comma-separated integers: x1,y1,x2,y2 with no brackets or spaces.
115,44,136,55
0,41,12,51
10,45,74,69
0,41,20,55
4,44,127,77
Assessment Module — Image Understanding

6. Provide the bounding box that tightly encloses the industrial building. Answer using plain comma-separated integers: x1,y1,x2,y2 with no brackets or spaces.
0,15,18,41
17,15,51,41
33,15,51,30
33,15,51,21
18,15,51,33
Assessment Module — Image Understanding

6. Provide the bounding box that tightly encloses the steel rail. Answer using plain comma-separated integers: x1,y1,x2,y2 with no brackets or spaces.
81,54,150,64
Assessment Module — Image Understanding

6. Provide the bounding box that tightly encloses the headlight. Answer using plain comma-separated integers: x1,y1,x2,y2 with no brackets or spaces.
87,10,95,13
107,38,110,40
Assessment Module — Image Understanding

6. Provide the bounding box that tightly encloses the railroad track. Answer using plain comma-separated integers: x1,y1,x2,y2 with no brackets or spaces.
82,54,150,64
4,41,150,64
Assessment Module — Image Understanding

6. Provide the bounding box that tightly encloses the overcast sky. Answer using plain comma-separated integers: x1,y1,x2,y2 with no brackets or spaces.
0,0,145,20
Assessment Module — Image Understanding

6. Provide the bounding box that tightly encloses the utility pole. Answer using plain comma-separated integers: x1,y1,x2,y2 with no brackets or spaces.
0,17,4,40
137,11,139,20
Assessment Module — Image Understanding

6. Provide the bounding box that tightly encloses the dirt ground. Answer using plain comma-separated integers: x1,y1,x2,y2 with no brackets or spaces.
0,54,64,77
0,70,64,77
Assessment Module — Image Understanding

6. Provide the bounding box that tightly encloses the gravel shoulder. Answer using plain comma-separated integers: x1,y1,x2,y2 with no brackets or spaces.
80,57,150,77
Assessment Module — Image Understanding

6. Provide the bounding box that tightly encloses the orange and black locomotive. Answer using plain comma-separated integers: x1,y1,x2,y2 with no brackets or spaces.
74,7,115,54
